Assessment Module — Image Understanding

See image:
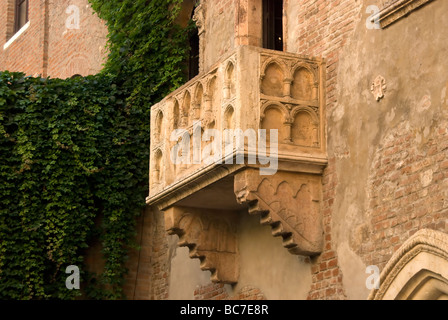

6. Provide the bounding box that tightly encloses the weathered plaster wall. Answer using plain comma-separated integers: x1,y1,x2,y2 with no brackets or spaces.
330,0,448,299
168,244,212,300
166,212,312,300
129,0,448,301
203,0,236,71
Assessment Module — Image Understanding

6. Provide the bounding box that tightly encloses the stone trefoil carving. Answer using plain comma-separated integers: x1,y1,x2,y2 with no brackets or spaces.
371,75,387,101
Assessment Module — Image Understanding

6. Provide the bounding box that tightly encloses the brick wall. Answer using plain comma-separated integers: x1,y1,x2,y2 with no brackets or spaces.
292,0,364,300
359,120,448,270
0,0,47,76
294,0,448,300
0,0,107,78
193,284,267,300
122,209,170,300
46,0,107,78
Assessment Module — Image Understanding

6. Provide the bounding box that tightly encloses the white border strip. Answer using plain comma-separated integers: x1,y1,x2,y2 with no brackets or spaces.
3,21,30,50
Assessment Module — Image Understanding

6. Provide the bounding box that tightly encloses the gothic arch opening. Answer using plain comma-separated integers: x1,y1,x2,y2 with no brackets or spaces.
369,229,448,300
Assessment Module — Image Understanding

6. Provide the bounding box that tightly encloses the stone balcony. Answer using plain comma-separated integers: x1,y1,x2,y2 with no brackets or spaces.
146,45,327,284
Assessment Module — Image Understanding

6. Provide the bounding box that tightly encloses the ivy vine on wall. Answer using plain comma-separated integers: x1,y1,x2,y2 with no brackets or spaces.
0,0,192,299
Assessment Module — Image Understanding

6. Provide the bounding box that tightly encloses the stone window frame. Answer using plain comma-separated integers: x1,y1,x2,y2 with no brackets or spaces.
4,0,30,50
374,0,435,28
235,0,289,52
14,0,29,34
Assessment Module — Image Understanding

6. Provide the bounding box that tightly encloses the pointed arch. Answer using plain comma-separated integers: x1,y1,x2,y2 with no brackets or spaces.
260,60,287,97
369,229,448,300
172,98,181,129
154,109,164,142
291,66,316,101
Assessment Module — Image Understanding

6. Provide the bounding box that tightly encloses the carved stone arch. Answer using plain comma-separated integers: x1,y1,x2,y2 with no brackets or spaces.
290,64,317,101
290,106,320,147
260,101,290,122
290,105,319,124
181,90,192,126
260,102,289,142
260,59,288,98
172,98,181,130
291,62,318,82
223,104,235,130
260,57,290,79
205,74,218,98
203,75,218,128
223,60,236,99
154,109,165,143
193,82,204,120
369,229,448,300
176,212,204,244
152,148,164,186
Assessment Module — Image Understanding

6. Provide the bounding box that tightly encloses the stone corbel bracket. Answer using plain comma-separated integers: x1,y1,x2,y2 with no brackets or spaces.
164,206,239,284
234,169,323,256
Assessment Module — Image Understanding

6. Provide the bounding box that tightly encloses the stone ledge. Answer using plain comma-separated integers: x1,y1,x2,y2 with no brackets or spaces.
374,0,435,28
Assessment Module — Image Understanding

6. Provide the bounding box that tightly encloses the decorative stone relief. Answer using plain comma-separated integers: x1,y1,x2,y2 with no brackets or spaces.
164,206,239,284
371,75,387,101
375,0,435,28
147,47,327,282
192,3,206,36
261,62,285,97
234,169,323,256
291,67,314,101
369,229,448,300
260,101,320,147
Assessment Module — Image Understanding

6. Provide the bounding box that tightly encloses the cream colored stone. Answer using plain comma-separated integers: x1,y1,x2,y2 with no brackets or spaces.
371,75,387,101
147,44,326,283
369,229,448,300
164,206,239,284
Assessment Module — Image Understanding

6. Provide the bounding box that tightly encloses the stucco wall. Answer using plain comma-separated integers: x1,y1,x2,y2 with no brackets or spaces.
167,212,312,300
203,0,236,71
126,0,448,300
330,0,448,299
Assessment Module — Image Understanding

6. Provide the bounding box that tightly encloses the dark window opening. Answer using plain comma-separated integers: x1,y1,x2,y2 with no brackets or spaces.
14,0,29,33
187,7,200,80
263,0,283,51
188,28,200,80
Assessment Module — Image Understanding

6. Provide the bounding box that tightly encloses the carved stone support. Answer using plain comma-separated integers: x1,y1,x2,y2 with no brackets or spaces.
164,206,239,284
283,78,293,98
284,121,293,143
234,169,323,256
